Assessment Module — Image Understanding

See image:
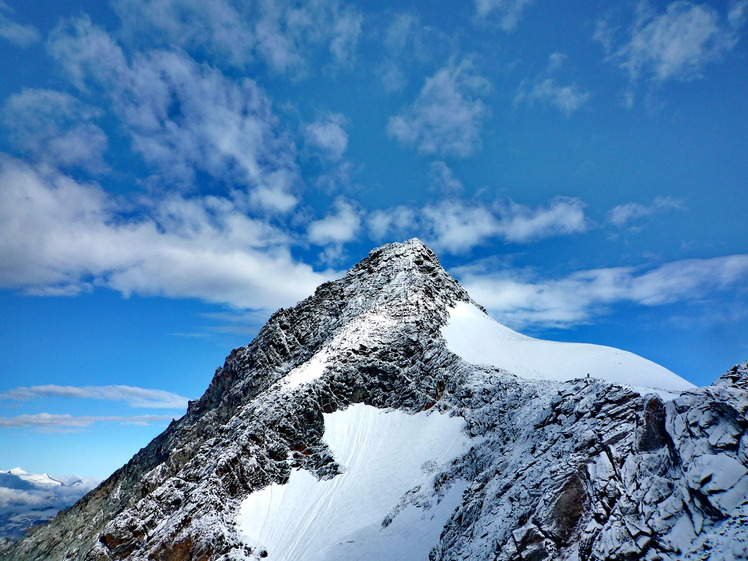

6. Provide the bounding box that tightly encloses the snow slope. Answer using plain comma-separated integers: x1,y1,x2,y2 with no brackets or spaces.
443,301,694,392
237,404,472,561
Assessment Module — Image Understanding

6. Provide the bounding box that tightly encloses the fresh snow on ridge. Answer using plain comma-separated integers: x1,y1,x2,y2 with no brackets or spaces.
443,301,695,392
237,404,472,561
280,309,398,392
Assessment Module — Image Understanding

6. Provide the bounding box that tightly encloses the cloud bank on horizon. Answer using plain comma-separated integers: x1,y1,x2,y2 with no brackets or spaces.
0,0,746,476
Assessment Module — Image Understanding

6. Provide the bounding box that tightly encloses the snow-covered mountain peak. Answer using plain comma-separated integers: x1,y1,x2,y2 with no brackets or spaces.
2,468,63,488
3,240,747,561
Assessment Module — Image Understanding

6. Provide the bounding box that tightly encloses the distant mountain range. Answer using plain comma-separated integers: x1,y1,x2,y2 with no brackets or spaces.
2,240,747,560
0,467,99,541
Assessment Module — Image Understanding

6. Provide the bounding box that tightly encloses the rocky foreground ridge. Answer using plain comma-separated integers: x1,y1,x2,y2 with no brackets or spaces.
2,239,747,561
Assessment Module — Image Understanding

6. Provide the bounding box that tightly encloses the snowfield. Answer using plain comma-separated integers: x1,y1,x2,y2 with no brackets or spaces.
443,301,695,393
237,404,472,561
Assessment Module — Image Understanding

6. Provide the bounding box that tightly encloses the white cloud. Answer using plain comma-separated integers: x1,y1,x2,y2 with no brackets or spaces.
515,78,590,117
608,196,683,227
598,1,745,83
377,13,449,93
0,473,99,512
112,0,362,75
367,197,587,253
387,59,491,158
367,206,417,241
305,113,349,161
457,254,748,329
48,21,300,212
0,385,188,409
0,156,333,309
474,0,534,31
422,201,504,253
307,198,363,264
495,198,588,242
0,413,176,430
514,53,590,116
2,88,108,173
0,1,40,47
308,198,361,244
47,16,128,91
429,161,464,196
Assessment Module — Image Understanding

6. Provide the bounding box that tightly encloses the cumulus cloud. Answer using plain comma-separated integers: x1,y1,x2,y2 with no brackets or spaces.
0,1,40,47
305,113,349,161
515,78,590,116
474,0,534,31
0,413,176,430
608,196,683,227
367,206,417,242
515,53,590,116
308,198,362,263
387,59,491,158
368,197,587,253
47,16,128,92
48,19,300,212
112,0,362,75
0,156,333,309
597,1,746,84
2,88,108,173
457,254,748,329
0,385,188,409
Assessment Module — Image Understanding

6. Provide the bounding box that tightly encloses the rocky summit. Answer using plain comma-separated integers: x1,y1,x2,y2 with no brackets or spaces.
2,239,747,561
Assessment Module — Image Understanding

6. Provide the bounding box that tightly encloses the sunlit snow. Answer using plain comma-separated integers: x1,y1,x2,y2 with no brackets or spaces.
237,404,472,561
443,301,694,392
283,349,330,390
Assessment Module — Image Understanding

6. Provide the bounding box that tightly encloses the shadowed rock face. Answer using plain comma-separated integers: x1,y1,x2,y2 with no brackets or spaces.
638,396,670,452
2,239,747,561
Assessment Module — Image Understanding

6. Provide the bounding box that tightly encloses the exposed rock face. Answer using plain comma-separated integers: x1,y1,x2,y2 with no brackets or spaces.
2,239,747,561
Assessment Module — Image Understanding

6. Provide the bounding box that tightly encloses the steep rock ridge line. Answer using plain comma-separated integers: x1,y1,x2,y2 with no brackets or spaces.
1,239,746,561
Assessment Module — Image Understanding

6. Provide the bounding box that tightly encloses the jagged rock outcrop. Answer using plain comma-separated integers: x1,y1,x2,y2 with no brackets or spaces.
2,239,747,561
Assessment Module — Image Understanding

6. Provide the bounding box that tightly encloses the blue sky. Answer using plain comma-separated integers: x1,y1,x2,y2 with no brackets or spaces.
0,0,747,479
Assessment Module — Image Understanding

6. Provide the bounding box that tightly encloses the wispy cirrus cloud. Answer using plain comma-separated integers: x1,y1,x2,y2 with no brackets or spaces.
0,413,177,430
368,197,587,253
0,1,40,47
429,161,464,196
0,385,188,409
457,254,748,329
387,58,491,158
608,196,684,227
596,1,746,84
376,12,450,93
473,0,534,31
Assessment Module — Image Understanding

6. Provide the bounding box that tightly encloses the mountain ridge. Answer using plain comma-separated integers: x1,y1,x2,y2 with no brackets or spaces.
2,239,747,561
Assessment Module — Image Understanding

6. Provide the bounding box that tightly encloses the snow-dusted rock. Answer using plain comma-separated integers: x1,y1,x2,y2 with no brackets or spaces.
2,239,746,561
